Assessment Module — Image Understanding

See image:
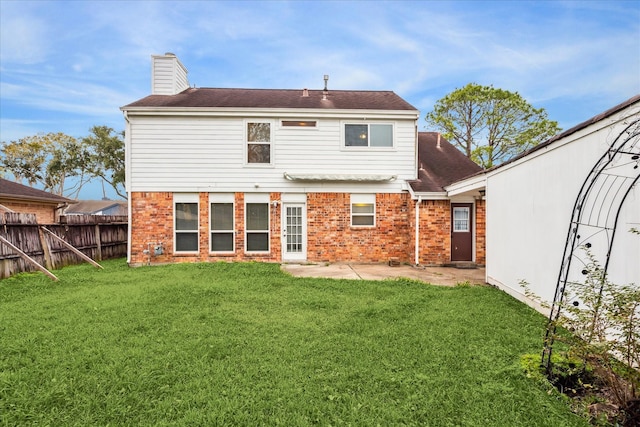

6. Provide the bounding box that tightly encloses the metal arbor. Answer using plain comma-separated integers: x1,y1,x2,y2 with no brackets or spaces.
542,113,640,370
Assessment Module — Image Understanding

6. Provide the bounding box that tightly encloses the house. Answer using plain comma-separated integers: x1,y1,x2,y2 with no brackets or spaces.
0,178,72,223
65,200,128,216
121,53,484,266
450,95,640,310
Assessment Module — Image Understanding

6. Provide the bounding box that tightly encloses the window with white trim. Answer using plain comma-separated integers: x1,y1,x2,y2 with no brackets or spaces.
344,123,393,147
174,194,199,253
247,121,272,164
210,194,235,252
245,194,270,252
351,194,375,227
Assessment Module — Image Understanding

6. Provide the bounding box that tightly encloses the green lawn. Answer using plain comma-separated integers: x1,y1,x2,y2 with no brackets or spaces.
0,260,587,426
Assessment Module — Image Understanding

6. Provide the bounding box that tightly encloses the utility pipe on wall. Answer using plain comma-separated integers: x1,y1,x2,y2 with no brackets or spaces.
414,197,421,265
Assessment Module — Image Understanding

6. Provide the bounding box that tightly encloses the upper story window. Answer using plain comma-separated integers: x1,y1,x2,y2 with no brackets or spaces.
247,122,271,164
344,123,393,148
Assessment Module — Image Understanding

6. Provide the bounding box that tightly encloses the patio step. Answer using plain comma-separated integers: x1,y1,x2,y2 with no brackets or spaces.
446,261,478,269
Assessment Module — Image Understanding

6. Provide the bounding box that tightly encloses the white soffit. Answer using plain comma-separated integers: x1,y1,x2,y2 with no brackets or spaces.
445,174,486,197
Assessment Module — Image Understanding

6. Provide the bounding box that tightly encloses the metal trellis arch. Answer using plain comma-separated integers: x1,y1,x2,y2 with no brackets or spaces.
542,114,640,371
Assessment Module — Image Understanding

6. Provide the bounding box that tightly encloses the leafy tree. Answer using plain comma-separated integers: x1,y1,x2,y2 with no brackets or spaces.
81,126,126,199
0,132,89,197
425,83,561,168
1,126,126,199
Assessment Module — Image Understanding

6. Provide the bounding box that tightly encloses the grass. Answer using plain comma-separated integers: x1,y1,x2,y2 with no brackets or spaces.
0,259,588,426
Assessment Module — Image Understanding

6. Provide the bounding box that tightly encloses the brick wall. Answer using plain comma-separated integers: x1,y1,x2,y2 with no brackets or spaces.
416,199,451,265
0,201,59,224
130,192,283,265
129,191,485,266
307,193,411,263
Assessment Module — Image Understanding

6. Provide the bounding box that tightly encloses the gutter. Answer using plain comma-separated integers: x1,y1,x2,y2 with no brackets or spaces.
415,195,422,266
123,110,132,265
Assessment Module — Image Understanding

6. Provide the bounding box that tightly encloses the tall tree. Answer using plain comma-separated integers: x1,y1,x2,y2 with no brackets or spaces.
81,126,126,199
425,83,561,168
0,133,88,196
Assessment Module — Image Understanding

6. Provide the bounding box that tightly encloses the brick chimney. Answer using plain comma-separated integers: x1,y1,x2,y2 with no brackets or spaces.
151,53,189,95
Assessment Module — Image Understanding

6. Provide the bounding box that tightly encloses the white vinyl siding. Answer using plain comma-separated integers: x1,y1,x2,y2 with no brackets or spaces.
126,114,417,193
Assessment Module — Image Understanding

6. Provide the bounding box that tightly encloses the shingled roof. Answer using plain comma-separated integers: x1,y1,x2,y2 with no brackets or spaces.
123,88,418,111
409,133,483,193
0,178,72,204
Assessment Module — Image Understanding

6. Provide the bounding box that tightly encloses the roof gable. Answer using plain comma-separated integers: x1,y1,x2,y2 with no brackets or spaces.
122,87,417,111
0,179,72,204
409,133,483,193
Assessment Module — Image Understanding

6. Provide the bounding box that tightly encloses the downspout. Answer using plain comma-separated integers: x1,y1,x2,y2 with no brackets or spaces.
414,196,422,266
123,110,132,265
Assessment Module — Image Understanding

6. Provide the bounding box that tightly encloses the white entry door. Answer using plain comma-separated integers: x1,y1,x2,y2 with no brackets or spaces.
282,203,306,261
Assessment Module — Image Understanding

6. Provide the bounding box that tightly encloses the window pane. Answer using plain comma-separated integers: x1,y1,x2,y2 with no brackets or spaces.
352,203,374,214
247,232,269,251
176,203,198,230
352,215,374,226
453,208,470,232
370,124,393,147
247,203,268,230
248,123,270,142
176,233,198,251
248,143,271,163
345,124,368,147
211,203,233,230
211,232,234,251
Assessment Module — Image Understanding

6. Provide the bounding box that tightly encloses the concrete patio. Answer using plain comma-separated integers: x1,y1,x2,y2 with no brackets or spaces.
281,263,486,286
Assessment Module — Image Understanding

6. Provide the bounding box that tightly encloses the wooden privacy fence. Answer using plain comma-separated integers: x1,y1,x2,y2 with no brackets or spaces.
0,213,128,280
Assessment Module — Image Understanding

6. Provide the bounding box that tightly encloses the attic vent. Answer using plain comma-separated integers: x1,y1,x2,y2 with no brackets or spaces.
282,120,317,127
302,88,309,97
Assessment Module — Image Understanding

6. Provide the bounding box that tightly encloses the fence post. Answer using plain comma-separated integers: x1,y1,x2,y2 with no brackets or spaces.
95,223,103,261
37,227,55,270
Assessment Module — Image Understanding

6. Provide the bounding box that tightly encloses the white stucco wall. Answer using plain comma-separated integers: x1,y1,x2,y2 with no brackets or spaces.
485,101,640,310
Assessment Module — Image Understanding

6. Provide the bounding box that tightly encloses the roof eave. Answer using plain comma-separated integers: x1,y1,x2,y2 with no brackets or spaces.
445,173,486,197
0,194,72,205
120,106,420,120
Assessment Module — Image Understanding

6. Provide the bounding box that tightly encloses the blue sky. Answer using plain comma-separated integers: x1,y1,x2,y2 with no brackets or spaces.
1,0,639,200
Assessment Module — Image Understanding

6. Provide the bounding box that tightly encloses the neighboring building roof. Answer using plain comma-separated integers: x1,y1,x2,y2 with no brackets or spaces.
65,200,128,215
122,87,418,111
409,132,483,193
0,178,72,204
